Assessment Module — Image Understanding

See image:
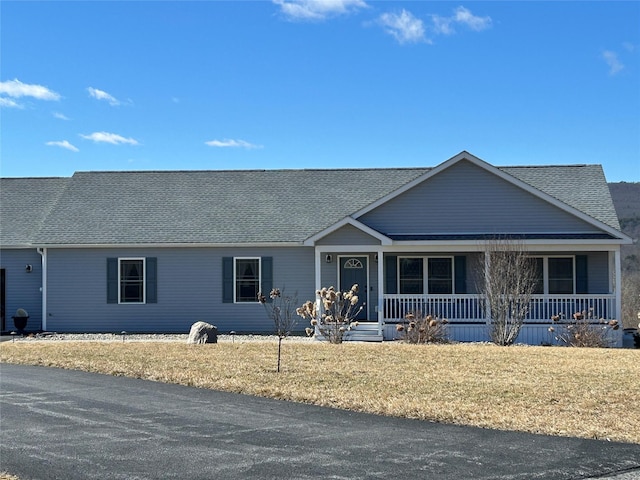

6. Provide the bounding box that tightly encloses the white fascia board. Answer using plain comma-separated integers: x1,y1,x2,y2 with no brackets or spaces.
387,240,626,253
314,245,388,253
33,242,304,249
303,217,392,246
351,150,630,242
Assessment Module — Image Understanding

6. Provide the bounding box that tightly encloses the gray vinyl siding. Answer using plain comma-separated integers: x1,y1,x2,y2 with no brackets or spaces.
320,257,339,291
316,225,382,246
0,249,43,331
586,252,610,294
45,247,315,333
464,253,483,295
358,159,601,235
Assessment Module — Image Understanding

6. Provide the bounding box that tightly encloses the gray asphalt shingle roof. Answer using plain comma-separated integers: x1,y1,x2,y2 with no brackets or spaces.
502,164,621,231
1,160,622,247
0,177,70,246
30,168,429,245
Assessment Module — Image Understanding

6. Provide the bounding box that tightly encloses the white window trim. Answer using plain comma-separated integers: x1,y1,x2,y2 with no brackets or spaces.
233,257,261,304
397,256,454,295
118,257,146,304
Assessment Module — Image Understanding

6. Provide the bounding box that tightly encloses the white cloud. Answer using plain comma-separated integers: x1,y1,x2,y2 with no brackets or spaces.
378,9,426,44
274,0,367,21
80,131,139,145
87,87,121,106
453,6,492,31
0,79,61,100
0,97,23,108
205,139,262,149
53,112,70,120
46,140,79,152
431,6,492,36
602,50,624,76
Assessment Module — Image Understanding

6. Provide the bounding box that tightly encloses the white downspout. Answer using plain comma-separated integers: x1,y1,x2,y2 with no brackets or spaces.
37,247,47,331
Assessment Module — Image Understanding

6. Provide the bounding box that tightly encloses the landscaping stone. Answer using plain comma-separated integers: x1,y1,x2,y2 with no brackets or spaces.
186,321,218,344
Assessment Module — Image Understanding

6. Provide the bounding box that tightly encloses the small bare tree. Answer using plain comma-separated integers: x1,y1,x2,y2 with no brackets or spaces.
477,237,539,346
258,288,298,372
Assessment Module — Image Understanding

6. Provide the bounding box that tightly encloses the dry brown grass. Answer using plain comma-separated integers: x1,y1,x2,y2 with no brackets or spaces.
2,341,639,444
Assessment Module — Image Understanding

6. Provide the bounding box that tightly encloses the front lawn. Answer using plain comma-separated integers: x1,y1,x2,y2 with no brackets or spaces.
1,341,638,444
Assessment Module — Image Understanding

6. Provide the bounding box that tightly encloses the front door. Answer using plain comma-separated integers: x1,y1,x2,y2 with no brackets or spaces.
340,256,368,320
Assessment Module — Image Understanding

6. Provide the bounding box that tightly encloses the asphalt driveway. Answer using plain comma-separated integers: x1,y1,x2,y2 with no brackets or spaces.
1,363,639,479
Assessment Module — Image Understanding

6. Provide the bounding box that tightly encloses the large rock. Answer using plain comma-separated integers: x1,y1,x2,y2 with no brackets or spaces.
187,321,218,344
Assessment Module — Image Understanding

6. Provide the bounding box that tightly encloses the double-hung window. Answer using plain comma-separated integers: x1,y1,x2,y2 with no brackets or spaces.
222,256,272,304
548,257,574,294
427,258,453,294
107,257,157,304
398,257,453,295
120,258,145,303
530,256,575,295
235,257,260,303
399,258,423,294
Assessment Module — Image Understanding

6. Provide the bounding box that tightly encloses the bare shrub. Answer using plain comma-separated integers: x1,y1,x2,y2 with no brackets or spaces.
297,285,363,344
477,237,539,346
396,312,448,344
548,310,619,348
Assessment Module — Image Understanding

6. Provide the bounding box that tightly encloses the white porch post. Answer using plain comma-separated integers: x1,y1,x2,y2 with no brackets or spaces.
377,249,384,336
314,247,322,295
614,248,622,322
484,250,491,324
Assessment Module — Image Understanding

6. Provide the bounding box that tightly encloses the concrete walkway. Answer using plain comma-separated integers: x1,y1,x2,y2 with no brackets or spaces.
1,364,639,479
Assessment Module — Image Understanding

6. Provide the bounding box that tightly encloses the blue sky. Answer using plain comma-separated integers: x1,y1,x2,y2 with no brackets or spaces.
1,1,639,181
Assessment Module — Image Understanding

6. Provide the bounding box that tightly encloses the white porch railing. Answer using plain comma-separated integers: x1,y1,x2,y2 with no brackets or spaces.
382,294,616,323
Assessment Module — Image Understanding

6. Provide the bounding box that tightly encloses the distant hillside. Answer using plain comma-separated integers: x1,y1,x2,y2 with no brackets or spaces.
609,182,640,220
609,182,640,328
609,182,640,247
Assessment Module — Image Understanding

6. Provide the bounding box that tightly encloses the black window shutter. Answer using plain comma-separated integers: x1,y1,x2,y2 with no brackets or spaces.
575,255,588,294
222,257,234,303
107,258,118,303
385,255,397,294
454,256,467,294
261,257,273,302
146,257,157,303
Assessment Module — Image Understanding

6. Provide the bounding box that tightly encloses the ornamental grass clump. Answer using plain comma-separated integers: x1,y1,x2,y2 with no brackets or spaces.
396,312,449,344
297,285,363,344
548,308,619,348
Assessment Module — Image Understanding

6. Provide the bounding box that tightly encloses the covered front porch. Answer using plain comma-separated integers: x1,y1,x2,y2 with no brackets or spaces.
312,246,623,346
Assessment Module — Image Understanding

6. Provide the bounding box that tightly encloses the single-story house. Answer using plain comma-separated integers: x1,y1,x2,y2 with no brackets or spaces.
0,152,632,345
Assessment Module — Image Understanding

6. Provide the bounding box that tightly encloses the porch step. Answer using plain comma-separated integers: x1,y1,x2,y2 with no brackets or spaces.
314,322,384,342
343,332,384,342
344,322,383,342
